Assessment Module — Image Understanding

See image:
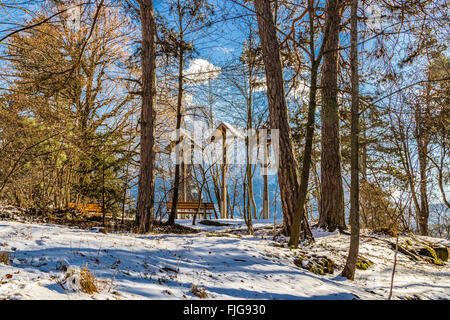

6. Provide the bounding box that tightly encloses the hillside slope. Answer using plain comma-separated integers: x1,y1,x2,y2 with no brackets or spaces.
0,217,448,300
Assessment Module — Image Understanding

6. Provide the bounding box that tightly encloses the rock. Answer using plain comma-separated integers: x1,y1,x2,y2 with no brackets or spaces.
394,240,447,266
320,257,335,274
423,256,445,266
418,246,437,259
418,246,445,265
356,256,374,270
433,247,448,262
389,242,420,262
294,254,335,275
0,251,10,265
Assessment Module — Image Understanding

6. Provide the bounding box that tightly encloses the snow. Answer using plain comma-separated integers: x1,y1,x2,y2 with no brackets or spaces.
219,121,245,140
0,216,449,300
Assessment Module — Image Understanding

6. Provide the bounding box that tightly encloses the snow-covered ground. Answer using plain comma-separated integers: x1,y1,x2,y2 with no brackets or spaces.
0,217,449,300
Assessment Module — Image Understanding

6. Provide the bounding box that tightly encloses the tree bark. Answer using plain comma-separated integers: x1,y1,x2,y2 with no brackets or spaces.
137,0,157,233
318,0,346,232
415,77,431,236
288,0,335,247
167,27,185,226
262,143,270,219
342,0,360,280
246,128,254,234
253,0,311,237
220,130,228,219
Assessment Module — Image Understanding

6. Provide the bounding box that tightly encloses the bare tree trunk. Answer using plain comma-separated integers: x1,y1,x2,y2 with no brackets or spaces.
417,134,429,236
245,162,254,234
262,166,269,219
121,161,129,226
181,162,187,201
416,72,431,236
289,0,333,246
246,61,256,225
342,0,360,280
122,119,133,228
211,164,221,209
220,131,228,219
167,9,185,226
388,234,399,300
312,156,322,218
101,141,106,228
137,0,157,233
246,168,254,232
246,92,254,232
254,0,311,237
360,113,369,227
318,0,346,232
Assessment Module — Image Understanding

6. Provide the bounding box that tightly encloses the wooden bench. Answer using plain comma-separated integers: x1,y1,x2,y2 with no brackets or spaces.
68,203,112,217
166,201,215,217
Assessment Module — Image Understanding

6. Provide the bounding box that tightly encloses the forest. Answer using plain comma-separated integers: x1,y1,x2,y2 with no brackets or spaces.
0,0,448,301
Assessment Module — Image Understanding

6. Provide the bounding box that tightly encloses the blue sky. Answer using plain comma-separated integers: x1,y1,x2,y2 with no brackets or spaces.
0,0,447,223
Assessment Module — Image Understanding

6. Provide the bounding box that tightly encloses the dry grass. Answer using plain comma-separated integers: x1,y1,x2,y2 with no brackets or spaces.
63,266,99,295
190,284,208,299
79,266,99,294
0,251,9,265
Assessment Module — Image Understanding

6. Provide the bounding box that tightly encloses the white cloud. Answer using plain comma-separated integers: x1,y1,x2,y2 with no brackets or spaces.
252,76,267,92
291,80,309,104
184,59,221,85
